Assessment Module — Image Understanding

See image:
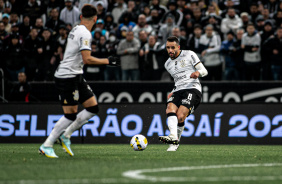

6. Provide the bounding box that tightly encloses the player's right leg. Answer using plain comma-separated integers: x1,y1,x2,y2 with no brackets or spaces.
159,102,179,145
61,79,99,156
39,110,77,158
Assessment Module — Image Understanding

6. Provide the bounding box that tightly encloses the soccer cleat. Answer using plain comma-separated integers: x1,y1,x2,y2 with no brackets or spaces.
167,144,179,151
39,145,58,158
58,135,74,156
159,135,179,145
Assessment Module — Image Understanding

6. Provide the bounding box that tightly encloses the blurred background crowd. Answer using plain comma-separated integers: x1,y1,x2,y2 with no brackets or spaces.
0,0,282,85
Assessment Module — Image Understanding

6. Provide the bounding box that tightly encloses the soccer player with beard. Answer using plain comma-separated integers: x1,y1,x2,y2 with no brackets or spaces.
159,36,208,151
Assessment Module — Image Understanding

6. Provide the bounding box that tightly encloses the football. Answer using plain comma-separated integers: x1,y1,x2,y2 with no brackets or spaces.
130,134,148,151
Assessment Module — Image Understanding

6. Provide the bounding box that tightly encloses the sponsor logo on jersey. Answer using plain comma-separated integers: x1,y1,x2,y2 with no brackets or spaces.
174,74,187,82
181,99,190,104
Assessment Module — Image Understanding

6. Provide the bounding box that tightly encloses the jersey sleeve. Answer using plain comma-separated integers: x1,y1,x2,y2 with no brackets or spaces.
189,50,201,66
78,31,92,51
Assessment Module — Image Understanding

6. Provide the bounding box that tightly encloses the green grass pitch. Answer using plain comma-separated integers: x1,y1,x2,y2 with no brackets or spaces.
0,144,282,184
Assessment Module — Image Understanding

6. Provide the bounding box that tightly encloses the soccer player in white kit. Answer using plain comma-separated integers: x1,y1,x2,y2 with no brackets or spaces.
159,36,208,151
39,4,120,158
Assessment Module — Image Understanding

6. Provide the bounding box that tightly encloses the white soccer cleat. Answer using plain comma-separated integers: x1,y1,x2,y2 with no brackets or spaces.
39,145,58,158
167,144,179,151
159,135,179,145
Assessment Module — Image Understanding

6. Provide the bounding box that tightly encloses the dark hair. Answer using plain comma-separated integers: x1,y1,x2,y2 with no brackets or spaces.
167,36,179,45
81,4,97,18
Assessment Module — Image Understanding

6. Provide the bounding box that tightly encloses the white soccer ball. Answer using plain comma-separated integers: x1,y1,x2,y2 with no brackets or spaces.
130,134,148,151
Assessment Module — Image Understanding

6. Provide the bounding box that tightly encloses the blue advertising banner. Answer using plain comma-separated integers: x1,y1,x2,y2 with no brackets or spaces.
0,104,282,144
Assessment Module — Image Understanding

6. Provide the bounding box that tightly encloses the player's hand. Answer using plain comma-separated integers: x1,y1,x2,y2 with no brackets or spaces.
190,71,200,79
167,93,173,99
108,56,120,66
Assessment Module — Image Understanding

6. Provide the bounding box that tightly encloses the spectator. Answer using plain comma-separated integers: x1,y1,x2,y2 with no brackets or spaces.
0,21,8,41
138,30,148,48
34,17,44,36
22,0,45,26
19,15,32,39
249,3,260,24
158,14,175,45
3,1,12,14
59,0,80,26
3,34,25,81
241,23,261,80
187,24,203,58
273,10,282,28
220,0,240,18
150,0,167,20
133,14,154,38
9,12,19,24
147,8,161,34
91,19,109,39
171,26,187,49
39,28,55,81
263,27,282,80
104,30,121,80
199,24,222,80
220,31,239,80
161,0,183,27
46,0,65,16
264,0,279,18
232,28,245,80
255,16,265,32
221,8,243,38
124,0,139,23
23,28,43,81
112,0,127,24
45,8,65,36
8,72,31,102
96,1,106,20
202,14,222,37
240,12,250,31
139,35,162,80
103,12,117,32
2,13,11,33
191,7,203,25
117,30,140,81
205,3,222,16
117,11,136,38
55,25,68,53
260,20,275,45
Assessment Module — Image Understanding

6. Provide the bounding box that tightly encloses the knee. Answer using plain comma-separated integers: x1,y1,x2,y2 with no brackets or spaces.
177,113,186,123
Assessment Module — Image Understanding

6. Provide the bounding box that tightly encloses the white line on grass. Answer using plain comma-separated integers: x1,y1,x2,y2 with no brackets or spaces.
122,163,282,182
1,163,282,184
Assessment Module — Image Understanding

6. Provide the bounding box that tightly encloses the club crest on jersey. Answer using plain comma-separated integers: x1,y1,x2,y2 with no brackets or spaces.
180,60,185,67
73,90,79,101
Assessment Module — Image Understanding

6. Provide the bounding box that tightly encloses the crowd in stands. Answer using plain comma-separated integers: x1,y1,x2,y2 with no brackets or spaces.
0,0,282,84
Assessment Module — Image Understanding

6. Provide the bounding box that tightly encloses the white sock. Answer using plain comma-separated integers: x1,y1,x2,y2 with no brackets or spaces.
177,125,185,142
63,109,96,138
167,114,178,139
43,116,73,147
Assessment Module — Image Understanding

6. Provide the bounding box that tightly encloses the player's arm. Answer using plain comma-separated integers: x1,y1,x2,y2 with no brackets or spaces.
189,51,208,79
190,62,208,79
81,50,120,66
